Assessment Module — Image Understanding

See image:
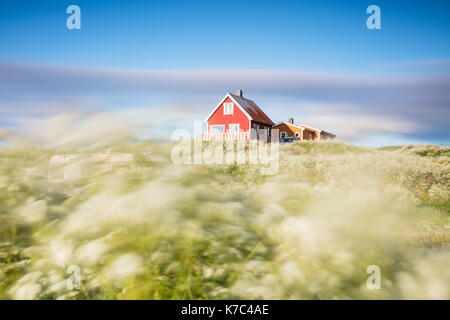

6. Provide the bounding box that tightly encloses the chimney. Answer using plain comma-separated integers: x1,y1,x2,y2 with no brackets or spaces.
288,117,294,124
236,89,243,97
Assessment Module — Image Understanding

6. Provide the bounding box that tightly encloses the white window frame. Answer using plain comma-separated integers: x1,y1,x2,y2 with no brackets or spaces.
210,125,225,134
280,131,287,139
229,124,240,133
223,103,233,115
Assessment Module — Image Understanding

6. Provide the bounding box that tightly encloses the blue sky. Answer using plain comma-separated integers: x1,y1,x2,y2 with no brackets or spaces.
0,0,449,146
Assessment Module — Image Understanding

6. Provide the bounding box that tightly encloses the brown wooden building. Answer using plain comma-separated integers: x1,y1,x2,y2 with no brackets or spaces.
272,119,336,141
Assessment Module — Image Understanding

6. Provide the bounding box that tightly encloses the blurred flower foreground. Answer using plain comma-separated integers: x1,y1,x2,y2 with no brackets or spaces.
0,138,449,299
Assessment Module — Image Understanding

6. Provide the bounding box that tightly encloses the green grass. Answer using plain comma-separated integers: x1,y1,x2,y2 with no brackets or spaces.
0,141,449,300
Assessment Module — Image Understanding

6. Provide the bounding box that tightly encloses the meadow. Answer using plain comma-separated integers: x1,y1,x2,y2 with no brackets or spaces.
0,140,448,299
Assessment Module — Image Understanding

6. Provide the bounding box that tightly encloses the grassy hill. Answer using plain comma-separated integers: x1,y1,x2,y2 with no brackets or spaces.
0,141,448,299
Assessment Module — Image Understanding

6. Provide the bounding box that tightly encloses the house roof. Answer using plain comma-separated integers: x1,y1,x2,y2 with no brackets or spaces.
228,93,274,125
301,124,336,137
300,124,321,132
273,122,336,137
205,92,274,125
272,121,304,130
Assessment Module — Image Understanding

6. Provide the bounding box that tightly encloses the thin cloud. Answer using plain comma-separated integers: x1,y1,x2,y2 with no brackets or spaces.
299,114,416,140
0,62,448,144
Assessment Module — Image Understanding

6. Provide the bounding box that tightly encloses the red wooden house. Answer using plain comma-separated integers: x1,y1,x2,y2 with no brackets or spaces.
202,90,274,140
